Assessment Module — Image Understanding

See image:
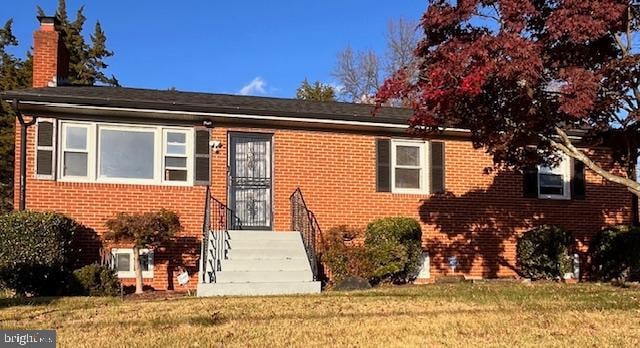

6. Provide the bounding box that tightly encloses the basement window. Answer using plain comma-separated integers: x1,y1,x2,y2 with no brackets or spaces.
58,121,194,185
111,248,154,278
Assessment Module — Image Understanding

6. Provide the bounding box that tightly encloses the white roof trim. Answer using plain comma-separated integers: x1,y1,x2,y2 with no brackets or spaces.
18,101,473,134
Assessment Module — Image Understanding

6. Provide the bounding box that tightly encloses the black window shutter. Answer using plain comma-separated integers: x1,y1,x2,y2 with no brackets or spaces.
376,139,391,192
571,159,586,200
194,129,211,185
522,166,538,198
36,120,55,178
430,141,445,193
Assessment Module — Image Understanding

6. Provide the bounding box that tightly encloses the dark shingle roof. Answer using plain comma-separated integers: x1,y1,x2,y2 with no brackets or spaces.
2,86,413,125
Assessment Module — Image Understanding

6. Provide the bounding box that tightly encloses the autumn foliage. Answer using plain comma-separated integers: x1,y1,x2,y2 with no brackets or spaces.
105,209,180,293
377,0,640,193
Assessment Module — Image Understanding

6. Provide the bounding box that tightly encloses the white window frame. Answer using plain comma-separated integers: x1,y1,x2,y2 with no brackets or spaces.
35,118,57,180
57,121,194,186
111,248,154,279
538,154,571,200
162,128,193,183
391,139,429,194
96,125,160,184
58,121,96,182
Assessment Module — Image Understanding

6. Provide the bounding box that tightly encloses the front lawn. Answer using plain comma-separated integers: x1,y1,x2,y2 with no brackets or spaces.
1,283,639,347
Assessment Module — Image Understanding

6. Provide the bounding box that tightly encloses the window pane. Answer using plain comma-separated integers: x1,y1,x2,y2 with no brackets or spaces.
165,169,188,181
167,144,186,155
63,152,88,176
99,129,155,179
165,157,187,168
396,145,420,166
540,173,564,195
539,164,562,175
167,132,186,143
140,253,150,271
116,253,130,272
36,150,53,175
395,168,421,189
540,173,563,187
65,126,87,150
540,185,564,195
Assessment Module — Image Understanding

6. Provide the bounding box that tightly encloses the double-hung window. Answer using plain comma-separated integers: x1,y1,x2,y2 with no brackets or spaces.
61,123,93,179
163,130,189,182
58,122,194,185
391,140,428,194
538,155,571,199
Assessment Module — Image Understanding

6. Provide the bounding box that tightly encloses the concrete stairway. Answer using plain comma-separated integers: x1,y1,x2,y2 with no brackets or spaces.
197,230,321,296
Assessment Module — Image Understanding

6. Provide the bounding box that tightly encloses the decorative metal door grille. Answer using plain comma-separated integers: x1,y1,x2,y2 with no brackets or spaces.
229,134,273,229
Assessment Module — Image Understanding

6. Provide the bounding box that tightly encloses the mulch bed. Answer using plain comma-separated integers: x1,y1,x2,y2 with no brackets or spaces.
123,290,191,301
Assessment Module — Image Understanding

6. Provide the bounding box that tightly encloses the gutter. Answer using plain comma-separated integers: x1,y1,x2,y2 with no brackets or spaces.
11,99,37,211
17,100,587,140
11,100,475,137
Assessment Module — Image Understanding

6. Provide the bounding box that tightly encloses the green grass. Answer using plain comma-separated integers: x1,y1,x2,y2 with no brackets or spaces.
1,283,640,347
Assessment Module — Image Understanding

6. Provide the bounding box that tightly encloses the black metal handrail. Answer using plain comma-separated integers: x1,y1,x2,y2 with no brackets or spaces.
201,186,241,283
290,188,323,280
201,186,212,282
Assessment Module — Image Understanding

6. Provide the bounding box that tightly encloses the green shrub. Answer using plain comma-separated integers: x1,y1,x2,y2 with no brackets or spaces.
589,225,640,281
72,264,120,296
364,217,422,284
0,211,80,296
322,225,372,283
516,225,574,280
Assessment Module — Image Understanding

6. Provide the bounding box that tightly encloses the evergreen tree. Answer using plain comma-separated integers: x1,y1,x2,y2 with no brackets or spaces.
0,20,31,212
37,0,118,86
1,1,118,211
295,79,336,102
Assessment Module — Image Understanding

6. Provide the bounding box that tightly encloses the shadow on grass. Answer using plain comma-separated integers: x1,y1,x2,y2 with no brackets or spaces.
0,296,60,309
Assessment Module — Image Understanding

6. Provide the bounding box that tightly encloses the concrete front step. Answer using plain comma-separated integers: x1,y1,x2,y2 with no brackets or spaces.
216,270,313,283
229,239,303,250
227,231,301,240
223,259,311,272
197,281,321,296
228,254,309,261
198,230,319,297
229,248,308,259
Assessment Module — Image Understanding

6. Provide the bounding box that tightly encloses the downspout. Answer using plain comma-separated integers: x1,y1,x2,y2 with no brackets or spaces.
12,99,37,211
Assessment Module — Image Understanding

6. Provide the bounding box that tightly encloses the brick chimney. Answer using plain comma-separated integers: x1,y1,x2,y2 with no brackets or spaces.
32,16,69,88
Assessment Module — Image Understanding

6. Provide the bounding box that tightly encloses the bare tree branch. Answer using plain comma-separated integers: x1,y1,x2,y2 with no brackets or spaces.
551,127,640,196
333,46,362,102
359,50,380,102
334,17,420,103
385,17,419,76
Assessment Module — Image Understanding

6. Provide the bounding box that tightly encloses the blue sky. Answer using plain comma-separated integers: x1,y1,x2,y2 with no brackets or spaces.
4,1,427,97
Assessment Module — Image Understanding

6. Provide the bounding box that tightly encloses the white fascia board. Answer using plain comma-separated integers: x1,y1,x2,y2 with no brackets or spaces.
17,101,472,134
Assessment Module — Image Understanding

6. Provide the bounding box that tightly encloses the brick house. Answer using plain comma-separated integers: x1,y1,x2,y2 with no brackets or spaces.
2,17,633,296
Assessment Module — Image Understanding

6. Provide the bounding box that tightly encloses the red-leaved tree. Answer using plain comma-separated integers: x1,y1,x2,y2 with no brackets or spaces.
376,0,640,196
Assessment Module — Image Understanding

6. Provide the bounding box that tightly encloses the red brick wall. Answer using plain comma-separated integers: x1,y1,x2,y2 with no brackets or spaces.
32,23,68,88
14,117,206,291
217,127,631,278
14,120,632,289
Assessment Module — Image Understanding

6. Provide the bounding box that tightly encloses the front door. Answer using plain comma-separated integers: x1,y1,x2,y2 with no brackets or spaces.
229,133,273,230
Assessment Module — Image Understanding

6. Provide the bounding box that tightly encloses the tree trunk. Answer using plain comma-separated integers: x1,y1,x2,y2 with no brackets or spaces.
628,143,639,226
132,246,144,294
